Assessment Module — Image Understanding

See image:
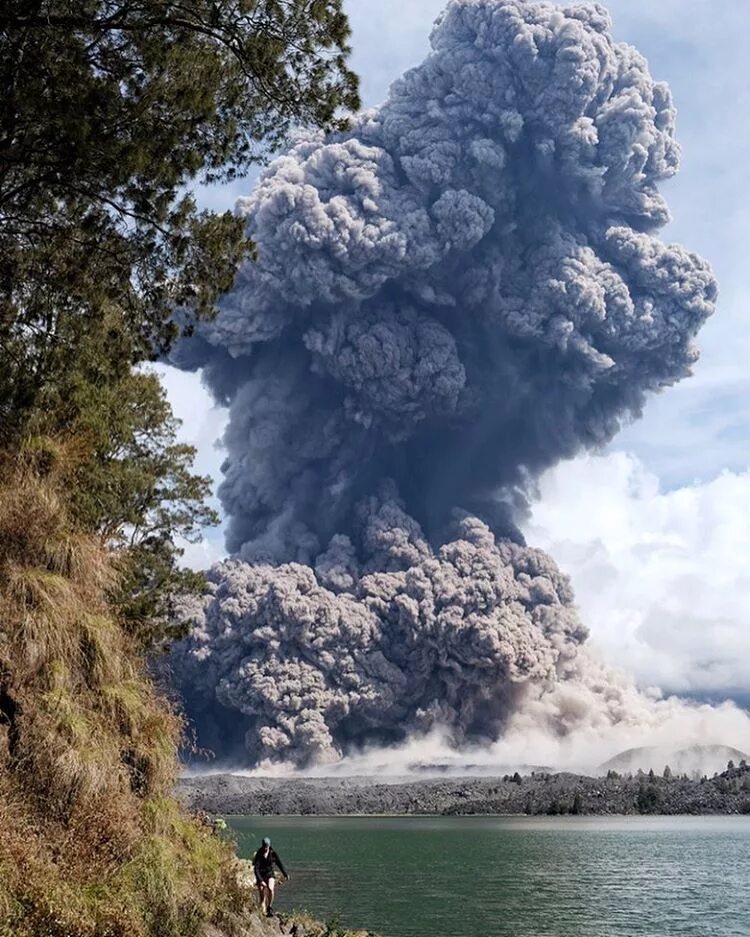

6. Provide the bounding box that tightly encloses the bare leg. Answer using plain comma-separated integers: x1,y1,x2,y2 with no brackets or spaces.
267,877,276,913
258,882,269,914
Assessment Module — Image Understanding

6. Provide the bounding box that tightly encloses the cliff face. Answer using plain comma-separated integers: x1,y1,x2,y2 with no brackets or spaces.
178,764,750,817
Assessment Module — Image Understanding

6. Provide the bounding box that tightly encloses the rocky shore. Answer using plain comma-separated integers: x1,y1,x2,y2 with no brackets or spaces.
202,860,374,937
204,911,371,937
179,761,750,817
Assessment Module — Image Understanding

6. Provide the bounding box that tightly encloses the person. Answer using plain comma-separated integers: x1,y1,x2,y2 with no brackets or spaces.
252,836,289,916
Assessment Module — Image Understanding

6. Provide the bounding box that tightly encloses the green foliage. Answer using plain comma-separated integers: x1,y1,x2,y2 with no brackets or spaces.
62,363,218,645
0,0,360,433
0,0,360,644
20,308,219,646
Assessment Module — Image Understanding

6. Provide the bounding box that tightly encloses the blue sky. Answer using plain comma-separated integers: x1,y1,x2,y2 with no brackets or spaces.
159,0,750,700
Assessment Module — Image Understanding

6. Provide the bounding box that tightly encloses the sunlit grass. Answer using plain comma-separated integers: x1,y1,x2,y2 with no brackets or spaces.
0,442,244,936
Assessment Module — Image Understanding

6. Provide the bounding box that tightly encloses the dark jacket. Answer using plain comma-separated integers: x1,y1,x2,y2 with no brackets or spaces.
253,845,287,883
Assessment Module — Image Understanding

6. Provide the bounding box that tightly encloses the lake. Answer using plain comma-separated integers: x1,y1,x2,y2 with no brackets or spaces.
230,815,750,937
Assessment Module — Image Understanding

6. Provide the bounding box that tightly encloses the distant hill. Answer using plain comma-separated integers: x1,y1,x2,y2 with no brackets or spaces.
599,744,748,777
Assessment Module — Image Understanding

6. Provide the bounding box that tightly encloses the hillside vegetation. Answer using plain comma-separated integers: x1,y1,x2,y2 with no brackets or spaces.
0,2,362,934
0,445,244,936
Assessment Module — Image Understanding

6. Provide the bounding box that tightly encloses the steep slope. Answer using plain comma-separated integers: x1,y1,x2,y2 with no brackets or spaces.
0,444,243,936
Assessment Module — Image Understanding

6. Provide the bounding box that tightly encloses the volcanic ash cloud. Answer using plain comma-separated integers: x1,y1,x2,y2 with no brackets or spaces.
170,0,726,767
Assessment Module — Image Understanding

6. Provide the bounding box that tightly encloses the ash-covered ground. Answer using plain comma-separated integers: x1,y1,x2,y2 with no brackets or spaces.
178,761,750,818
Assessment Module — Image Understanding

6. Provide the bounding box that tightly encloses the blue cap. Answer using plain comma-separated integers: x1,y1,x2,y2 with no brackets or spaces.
262,836,271,846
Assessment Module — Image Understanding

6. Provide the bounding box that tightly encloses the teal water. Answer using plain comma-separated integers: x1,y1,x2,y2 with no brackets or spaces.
231,815,750,937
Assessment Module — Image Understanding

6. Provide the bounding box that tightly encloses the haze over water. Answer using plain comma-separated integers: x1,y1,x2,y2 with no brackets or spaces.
232,815,750,937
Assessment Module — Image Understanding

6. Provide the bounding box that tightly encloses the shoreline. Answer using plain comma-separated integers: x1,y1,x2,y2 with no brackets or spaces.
219,811,750,818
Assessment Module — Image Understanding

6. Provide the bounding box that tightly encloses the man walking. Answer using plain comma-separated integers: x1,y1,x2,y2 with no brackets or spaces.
253,836,289,916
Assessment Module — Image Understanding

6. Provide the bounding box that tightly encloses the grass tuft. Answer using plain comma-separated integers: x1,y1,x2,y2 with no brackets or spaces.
0,443,242,935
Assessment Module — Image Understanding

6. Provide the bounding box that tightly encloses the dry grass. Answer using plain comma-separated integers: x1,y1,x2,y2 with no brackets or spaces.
0,442,243,936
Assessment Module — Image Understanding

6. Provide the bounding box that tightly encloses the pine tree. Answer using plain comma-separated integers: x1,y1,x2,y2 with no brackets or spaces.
1,0,360,435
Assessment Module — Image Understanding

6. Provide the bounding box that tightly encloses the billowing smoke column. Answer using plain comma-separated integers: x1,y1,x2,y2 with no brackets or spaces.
171,0,717,767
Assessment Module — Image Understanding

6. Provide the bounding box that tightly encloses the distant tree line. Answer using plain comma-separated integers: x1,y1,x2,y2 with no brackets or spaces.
498,760,750,817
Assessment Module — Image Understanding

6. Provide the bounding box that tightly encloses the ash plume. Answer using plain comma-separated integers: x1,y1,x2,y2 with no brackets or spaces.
171,0,722,767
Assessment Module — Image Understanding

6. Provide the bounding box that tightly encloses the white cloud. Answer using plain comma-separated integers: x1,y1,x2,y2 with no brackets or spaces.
178,536,227,571
524,451,750,698
150,364,229,569
150,364,227,474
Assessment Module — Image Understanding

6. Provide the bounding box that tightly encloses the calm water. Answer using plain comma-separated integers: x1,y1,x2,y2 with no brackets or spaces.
231,815,750,937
